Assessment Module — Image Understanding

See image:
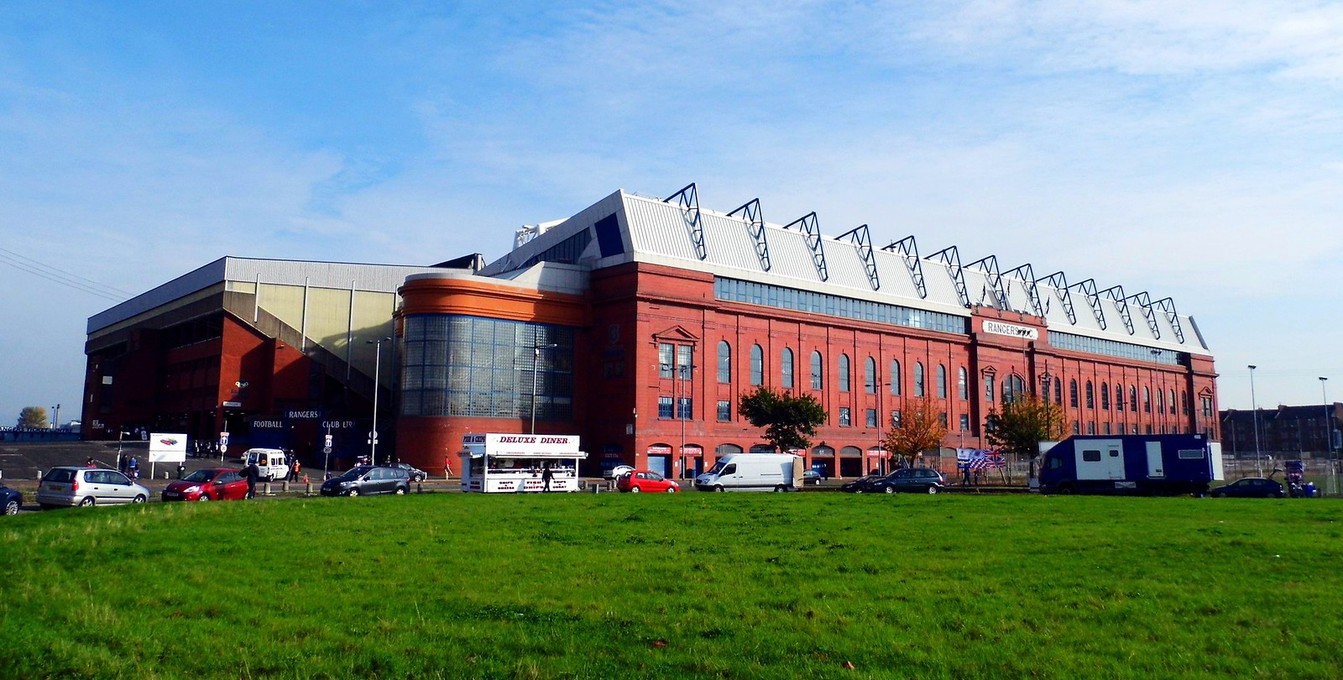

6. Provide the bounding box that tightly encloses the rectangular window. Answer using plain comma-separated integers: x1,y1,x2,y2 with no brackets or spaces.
677,345,692,381
676,397,693,420
891,410,902,428
659,343,674,379
959,414,970,432
839,407,851,427
1082,450,1102,462
717,400,732,422
658,396,674,419
865,409,878,428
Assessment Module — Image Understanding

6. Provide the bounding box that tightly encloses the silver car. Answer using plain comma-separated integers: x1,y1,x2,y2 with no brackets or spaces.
37,466,150,508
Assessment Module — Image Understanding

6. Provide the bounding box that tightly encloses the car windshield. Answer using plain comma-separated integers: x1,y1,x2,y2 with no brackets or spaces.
182,470,217,483
705,460,727,475
337,466,372,479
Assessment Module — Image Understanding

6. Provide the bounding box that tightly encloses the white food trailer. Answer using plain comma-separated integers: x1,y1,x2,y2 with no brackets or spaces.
459,433,587,493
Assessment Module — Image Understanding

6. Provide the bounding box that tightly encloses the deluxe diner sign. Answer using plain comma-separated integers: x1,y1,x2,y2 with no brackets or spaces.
982,320,1039,341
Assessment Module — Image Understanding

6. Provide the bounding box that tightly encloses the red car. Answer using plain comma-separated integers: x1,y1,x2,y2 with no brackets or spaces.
616,470,680,493
161,468,250,502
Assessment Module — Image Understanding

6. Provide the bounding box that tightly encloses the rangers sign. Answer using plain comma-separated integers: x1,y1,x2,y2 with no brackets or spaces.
982,320,1039,340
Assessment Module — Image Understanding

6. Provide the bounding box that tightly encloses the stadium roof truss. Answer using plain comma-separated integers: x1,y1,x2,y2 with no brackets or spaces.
1151,297,1186,343
836,224,880,291
1038,271,1078,325
1002,263,1044,317
881,236,928,299
784,212,829,282
966,255,1007,310
1100,284,1135,335
727,198,771,272
929,246,970,308
664,183,707,261
1067,278,1107,330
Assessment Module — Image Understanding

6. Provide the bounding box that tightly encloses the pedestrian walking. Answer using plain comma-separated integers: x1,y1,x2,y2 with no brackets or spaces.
541,462,554,492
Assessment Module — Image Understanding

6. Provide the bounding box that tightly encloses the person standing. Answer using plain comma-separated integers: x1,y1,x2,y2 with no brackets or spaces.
243,460,260,499
541,462,554,492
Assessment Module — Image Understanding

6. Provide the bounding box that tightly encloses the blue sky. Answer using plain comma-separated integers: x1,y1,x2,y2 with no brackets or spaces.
2,0,1341,424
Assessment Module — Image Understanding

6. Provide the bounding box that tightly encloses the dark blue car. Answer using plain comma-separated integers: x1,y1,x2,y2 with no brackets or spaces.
1211,477,1285,498
2,484,22,515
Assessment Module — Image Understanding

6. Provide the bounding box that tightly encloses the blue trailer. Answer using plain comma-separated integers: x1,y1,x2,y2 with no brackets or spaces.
1038,434,1224,496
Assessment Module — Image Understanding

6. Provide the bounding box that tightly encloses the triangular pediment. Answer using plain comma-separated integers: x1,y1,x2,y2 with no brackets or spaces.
652,325,699,343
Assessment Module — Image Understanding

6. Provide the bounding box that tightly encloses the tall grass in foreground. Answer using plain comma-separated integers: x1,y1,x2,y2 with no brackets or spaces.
1,493,1339,679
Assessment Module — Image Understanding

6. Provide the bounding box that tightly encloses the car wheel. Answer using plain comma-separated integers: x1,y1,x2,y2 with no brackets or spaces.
884,486,896,495
926,485,939,495
348,488,360,497
1058,486,1073,495
133,495,147,504
714,485,725,493
3,499,18,515
665,487,677,493
1213,491,1226,498
198,494,210,501
395,486,407,495
79,497,96,507
630,486,641,493
774,485,786,492
1274,491,1285,498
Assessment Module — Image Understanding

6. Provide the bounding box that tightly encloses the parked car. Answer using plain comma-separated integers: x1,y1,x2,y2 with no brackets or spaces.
604,464,635,480
393,462,428,482
802,469,824,485
1211,477,1285,498
37,466,150,508
2,484,22,515
840,473,887,493
161,468,250,502
867,468,947,495
319,465,411,497
616,470,680,493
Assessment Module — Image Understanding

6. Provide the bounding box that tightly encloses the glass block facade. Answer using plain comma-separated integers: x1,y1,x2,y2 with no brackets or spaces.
399,315,575,421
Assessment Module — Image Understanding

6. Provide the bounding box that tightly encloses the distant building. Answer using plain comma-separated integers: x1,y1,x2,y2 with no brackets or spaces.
1220,404,1342,459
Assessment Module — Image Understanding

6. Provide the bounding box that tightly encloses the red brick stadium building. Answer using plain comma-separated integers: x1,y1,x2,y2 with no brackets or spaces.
395,185,1220,478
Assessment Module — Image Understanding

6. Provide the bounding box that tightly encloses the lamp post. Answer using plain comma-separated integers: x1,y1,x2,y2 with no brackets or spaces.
367,337,390,465
530,343,558,434
1321,377,1331,454
1249,364,1261,476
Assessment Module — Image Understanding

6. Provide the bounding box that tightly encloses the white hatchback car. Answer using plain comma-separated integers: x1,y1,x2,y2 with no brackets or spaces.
37,467,151,508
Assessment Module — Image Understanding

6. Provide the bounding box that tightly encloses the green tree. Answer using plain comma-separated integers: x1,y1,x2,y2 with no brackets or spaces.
17,406,48,429
882,397,948,467
737,386,827,453
986,394,1067,479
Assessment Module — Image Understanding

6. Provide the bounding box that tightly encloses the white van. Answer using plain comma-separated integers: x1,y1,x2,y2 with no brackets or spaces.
242,448,290,481
694,453,802,492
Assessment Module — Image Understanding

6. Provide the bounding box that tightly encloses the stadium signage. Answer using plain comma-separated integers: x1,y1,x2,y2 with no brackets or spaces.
983,320,1039,340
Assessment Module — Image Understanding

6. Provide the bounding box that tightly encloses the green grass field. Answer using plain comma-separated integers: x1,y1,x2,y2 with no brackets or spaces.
1,492,1339,679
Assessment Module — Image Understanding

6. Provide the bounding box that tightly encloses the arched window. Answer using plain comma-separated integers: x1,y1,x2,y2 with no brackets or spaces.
864,356,877,394
958,367,968,400
1101,382,1110,410
1157,389,1165,414
936,364,947,399
838,354,851,392
716,341,731,384
1130,386,1138,411
1116,384,1125,412
1143,387,1151,413
1181,390,1189,415
749,344,763,386
810,351,823,390
780,348,794,389
914,362,925,397
1169,389,1176,415
890,360,902,395
1003,375,1025,404
1069,379,1079,408
1086,381,1095,409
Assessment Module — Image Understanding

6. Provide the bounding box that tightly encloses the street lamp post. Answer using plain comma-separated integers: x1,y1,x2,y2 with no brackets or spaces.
530,343,558,434
1249,364,1261,476
1322,377,1335,496
368,337,391,465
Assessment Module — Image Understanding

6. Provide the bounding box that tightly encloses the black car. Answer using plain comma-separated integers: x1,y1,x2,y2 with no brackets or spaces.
840,473,888,493
867,468,946,495
2,484,22,515
393,462,428,482
319,465,412,497
1211,477,1285,498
